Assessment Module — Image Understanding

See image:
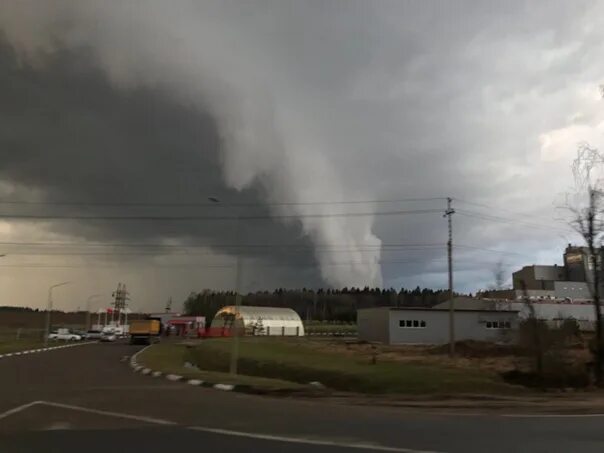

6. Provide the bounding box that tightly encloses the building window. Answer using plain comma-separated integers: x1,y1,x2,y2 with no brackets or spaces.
399,319,427,329
486,320,511,329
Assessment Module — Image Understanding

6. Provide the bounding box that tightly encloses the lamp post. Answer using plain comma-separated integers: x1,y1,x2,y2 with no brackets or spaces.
209,197,243,375
44,281,71,346
85,294,102,331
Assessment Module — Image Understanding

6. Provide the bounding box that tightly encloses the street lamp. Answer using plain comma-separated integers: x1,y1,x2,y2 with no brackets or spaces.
208,197,243,375
85,294,103,331
44,281,71,346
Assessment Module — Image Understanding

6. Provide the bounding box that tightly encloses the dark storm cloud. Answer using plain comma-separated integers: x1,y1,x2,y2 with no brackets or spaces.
0,37,323,282
0,0,603,299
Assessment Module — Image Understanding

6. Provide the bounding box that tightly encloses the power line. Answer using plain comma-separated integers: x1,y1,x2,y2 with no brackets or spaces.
454,244,534,258
452,197,559,222
0,197,447,209
456,209,575,234
0,240,445,250
0,208,444,221
0,257,525,270
0,248,443,257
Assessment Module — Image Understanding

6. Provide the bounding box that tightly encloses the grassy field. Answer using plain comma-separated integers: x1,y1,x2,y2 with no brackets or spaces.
0,340,46,354
0,328,46,354
185,337,521,395
137,342,306,391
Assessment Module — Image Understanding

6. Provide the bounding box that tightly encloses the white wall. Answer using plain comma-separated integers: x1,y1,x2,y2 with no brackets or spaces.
386,310,517,345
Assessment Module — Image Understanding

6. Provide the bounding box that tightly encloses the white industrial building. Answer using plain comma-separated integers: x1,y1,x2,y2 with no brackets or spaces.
435,298,601,331
358,307,518,345
211,305,305,336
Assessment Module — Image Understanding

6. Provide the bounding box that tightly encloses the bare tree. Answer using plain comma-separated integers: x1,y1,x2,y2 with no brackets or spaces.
569,187,604,384
565,143,604,384
518,280,543,379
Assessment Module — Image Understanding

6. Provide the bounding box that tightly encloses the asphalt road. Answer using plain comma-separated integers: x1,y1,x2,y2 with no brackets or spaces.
0,341,603,452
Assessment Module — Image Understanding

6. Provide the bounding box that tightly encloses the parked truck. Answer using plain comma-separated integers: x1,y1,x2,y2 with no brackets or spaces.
129,319,162,344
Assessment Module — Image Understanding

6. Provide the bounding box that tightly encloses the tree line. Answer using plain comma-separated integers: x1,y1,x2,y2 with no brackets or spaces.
183,287,460,325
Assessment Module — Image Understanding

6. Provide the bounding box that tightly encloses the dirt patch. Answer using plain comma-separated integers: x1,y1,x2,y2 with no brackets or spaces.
301,338,594,384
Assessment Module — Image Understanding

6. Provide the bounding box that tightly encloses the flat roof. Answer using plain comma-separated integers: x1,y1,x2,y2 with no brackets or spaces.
358,307,519,313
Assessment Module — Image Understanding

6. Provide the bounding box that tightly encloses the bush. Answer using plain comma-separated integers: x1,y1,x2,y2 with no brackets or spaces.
510,318,589,388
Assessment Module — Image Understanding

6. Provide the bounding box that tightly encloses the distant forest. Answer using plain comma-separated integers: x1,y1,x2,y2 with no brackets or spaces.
184,287,466,325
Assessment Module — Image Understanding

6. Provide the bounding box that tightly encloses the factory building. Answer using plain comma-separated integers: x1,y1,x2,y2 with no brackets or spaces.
484,245,601,302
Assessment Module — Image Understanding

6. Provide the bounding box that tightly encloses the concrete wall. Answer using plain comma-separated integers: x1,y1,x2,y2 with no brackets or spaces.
387,310,517,345
554,281,591,300
534,265,566,282
508,301,601,322
357,308,389,343
513,265,565,291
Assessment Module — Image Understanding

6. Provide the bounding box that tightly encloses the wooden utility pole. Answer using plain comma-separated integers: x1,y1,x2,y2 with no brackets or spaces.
445,197,455,356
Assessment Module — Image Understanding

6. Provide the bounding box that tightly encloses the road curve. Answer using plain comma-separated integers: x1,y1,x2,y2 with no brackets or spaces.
0,341,603,452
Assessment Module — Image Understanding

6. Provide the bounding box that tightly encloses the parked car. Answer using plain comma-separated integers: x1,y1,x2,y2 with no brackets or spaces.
48,328,82,341
85,329,103,340
100,331,117,342
72,330,88,340
113,326,125,337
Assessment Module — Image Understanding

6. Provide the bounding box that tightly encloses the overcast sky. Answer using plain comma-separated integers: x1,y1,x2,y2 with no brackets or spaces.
0,1,602,311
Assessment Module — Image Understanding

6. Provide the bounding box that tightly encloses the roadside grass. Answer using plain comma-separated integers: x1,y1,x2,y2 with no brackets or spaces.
0,340,46,354
137,342,306,390
187,337,522,395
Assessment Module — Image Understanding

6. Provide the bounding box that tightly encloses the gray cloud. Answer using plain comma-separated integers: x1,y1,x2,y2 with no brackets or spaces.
0,1,603,309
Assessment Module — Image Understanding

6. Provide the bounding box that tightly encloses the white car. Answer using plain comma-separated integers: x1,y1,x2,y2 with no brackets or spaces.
86,330,103,340
48,328,82,341
100,331,117,342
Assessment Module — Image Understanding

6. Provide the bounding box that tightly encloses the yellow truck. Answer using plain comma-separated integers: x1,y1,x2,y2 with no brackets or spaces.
129,319,161,344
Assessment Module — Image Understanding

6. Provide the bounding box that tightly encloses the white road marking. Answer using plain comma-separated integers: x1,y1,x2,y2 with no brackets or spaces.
129,344,152,368
0,401,43,421
38,401,177,426
214,384,234,391
502,413,604,418
142,368,151,375
188,426,440,452
188,379,203,386
166,374,183,381
152,371,163,377
1,401,436,452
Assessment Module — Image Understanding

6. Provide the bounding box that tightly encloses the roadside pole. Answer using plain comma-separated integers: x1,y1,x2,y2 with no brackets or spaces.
44,281,70,346
230,215,243,375
85,294,102,331
444,198,455,356
208,197,244,375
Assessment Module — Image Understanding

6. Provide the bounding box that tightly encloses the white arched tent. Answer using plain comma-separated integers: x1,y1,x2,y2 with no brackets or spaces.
211,306,305,336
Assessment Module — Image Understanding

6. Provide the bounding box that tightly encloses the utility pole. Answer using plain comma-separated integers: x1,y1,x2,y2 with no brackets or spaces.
444,197,456,356
230,243,243,375
85,294,102,331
